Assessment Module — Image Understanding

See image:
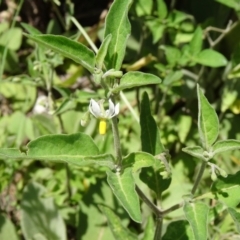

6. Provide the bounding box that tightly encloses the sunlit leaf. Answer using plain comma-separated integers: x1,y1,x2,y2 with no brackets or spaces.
197,84,219,150
107,168,142,223
212,139,240,155
25,34,95,72
228,207,240,233
0,214,19,240
183,202,209,240
104,0,132,70
182,146,206,161
112,72,161,93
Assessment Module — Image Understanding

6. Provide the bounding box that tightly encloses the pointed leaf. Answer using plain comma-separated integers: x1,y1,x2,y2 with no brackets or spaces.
211,171,240,207
228,207,240,233
96,34,112,69
140,91,164,155
194,49,227,67
157,0,168,19
122,151,156,172
100,206,137,240
107,168,142,223
104,0,132,70
0,133,116,169
25,34,95,72
182,146,206,161
21,182,66,240
142,217,155,240
21,22,42,34
112,72,161,93
212,139,240,155
197,84,219,150
189,26,203,55
183,202,209,240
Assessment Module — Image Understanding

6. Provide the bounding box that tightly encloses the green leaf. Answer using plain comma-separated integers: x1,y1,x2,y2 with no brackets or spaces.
135,0,153,16
21,22,42,34
122,151,156,172
0,133,116,169
140,92,165,155
211,171,240,207
96,34,112,69
189,26,203,55
162,220,194,240
212,140,240,155
157,0,168,19
21,182,66,240
0,27,22,50
25,34,95,72
182,146,206,161
100,206,137,240
228,207,240,233
142,216,155,240
161,45,181,66
163,70,183,86
0,214,19,240
112,72,161,93
107,168,142,223
215,0,240,10
104,0,132,70
197,84,219,150
183,202,209,240
194,49,227,67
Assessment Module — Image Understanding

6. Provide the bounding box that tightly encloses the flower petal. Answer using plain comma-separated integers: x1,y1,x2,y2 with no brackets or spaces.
106,99,115,118
114,103,120,116
89,99,101,118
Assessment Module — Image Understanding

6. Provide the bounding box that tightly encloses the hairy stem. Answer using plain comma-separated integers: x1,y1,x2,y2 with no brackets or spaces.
154,217,163,240
191,161,207,195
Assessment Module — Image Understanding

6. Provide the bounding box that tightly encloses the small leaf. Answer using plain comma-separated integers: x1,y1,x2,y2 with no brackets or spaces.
228,207,240,233
215,0,240,10
25,34,95,72
197,84,219,150
157,0,168,19
104,0,132,70
189,26,203,55
21,182,66,240
21,22,42,34
212,139,240,155
140,92,164,155
211,171,240,207
96,34,112,69
194,49,227,67
122,152,155,172
112,72,161,93
100,206,137,240
163,70,183,85
183,202,209,240
107,168,142,223
161,45,181,66
182,146,206,161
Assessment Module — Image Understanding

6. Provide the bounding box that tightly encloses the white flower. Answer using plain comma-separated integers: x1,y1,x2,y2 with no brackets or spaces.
89,99,119,135
89,99,119,119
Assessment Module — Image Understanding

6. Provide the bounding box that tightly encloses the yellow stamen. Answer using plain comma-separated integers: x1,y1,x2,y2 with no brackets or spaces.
99,119,107,135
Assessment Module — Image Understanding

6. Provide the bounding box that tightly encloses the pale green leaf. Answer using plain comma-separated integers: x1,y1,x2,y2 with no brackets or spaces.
142,216,155,240
161,45,181,66
211,171,240,207
163,70,183,85
25,34,95,72
194,49,227,67
177,115,192,143
135,0,153,16
189,26,203,55
182,146,206,161
0,27,22,50
0,214,19,240
183,202,209,240
197,84,219,150
96,34,112,69
104,0,132,70
228,207,240,233
107,168,142,223
212,140,240,155
100,206,137,240
0,133,116,169
21,182,66,240
21,23,42,34
122,151,156,172
112,72,161,93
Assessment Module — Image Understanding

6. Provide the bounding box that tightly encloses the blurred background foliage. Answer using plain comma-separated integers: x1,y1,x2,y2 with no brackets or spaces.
0,0,240,239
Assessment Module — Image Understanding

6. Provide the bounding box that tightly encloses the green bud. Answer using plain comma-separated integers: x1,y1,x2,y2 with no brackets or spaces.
102,69,123,79
93,68,103,83
211,171,218,181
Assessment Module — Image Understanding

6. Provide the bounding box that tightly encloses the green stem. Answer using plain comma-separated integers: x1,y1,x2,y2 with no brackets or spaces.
154,217,163,240
162,201,184,216
191,161,207,195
